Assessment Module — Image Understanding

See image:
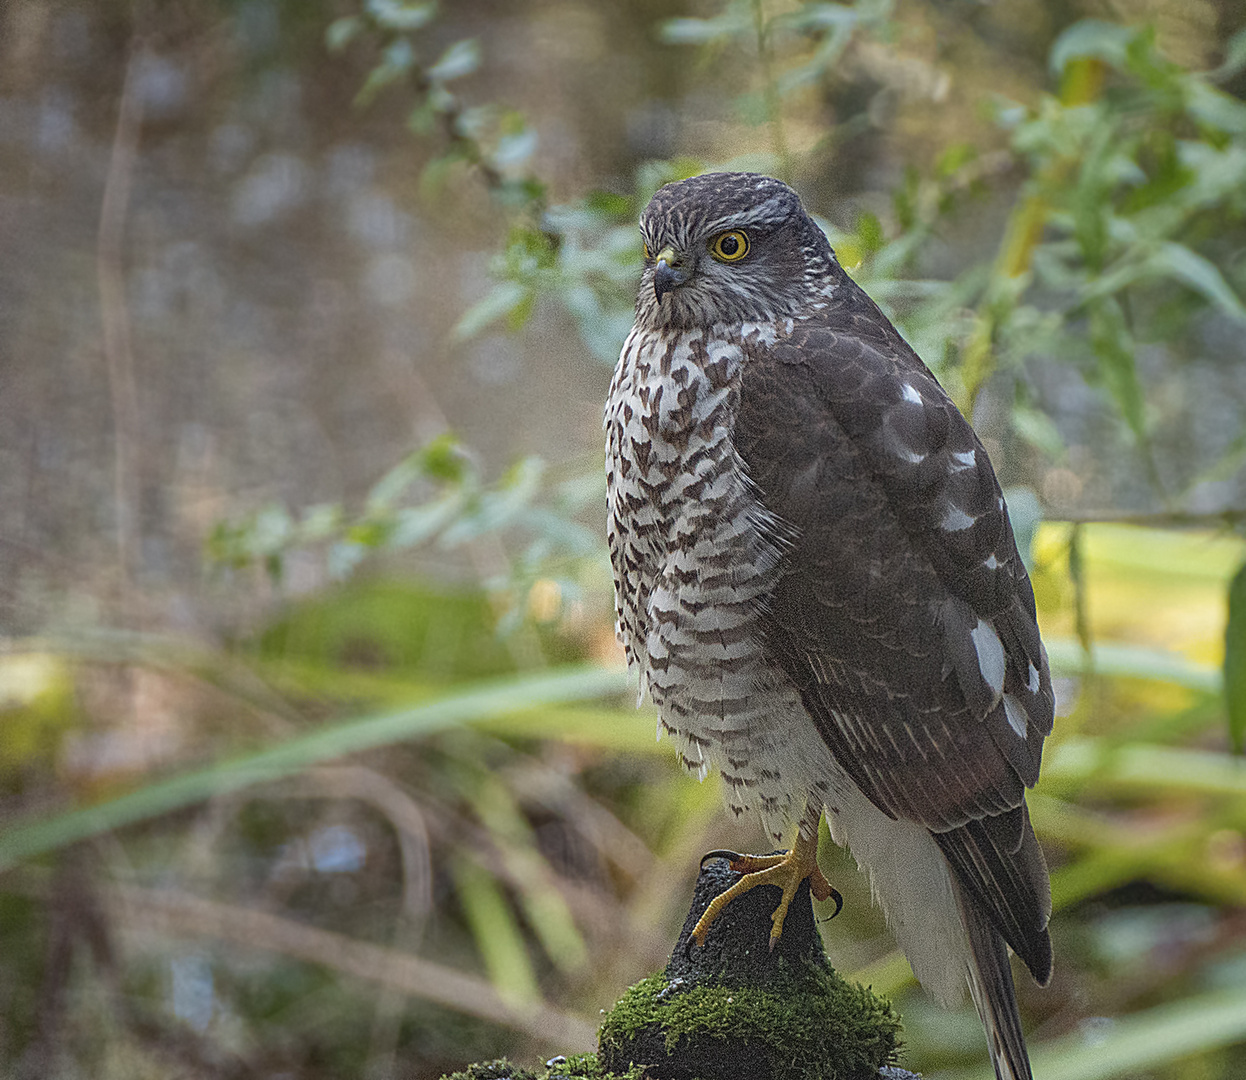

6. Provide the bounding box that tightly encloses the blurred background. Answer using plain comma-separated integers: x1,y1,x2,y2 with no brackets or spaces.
2,0,1246,1077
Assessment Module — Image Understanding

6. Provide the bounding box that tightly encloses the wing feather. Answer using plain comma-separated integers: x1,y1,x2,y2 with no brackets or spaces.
734,279,1053,970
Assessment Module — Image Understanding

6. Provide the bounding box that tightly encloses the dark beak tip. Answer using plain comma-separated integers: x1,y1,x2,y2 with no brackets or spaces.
653,262,683,303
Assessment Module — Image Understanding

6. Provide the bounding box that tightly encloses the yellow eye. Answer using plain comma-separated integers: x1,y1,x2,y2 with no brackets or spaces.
709,230,749,262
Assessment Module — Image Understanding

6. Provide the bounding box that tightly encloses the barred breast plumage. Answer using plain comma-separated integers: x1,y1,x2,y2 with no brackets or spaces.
605,318,840,839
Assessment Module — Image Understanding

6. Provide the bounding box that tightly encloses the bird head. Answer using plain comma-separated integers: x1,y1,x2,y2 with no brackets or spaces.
635,172,840,331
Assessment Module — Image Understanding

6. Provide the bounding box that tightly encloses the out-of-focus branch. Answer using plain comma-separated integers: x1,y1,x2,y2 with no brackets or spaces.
283,765,434,926
1046,508,1246,530
97,45,146,586
109,884,599,1051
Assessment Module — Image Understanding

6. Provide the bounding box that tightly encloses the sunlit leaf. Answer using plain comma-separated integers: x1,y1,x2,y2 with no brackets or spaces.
1225,560,1246,753
659,14,747,45
326,539,367,579
1010,406,1065,460
451,280,530,341
1186,80,1246,136
945,983,1246,1080
1043,738,1241,799
1044,638,1220,693
364,0,436,32
493,128,538,169
451,857,540,1008
466,771,589,973
1049,20,1137,76
428,39,479,83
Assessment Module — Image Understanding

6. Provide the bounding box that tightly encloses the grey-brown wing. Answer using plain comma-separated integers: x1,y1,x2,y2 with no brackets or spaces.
734,285,1052,980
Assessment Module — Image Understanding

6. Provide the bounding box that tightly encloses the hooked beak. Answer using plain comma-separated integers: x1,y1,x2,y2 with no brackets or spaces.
653,246,689,302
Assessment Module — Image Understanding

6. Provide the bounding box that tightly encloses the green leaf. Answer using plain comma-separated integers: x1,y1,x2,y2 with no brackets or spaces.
1043,638,1220,693
1225,560,1246,753
855,211,885,255
493,128,538,169
1185,80,1246,135
367,451,427,509
428,38,479,83
326,539,367,579
584,190,632,218
364,0,436,32
1067,524,1094,659
355,37,416,107
944,983,1246,1080
325,16,361,52
1089,300,1147,440
388,498,462,549
451,858,540,1008
451,280,530,341
1049,19,1137,76
418,432,472,483
936,142,977,177
1011,405,1065,460
1211,24,1246,81
1001,486,1043,571
466,773,588,973
659,14,748,45
1151,241,1246,324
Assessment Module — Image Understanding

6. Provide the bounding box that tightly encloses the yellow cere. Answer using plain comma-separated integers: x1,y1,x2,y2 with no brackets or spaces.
710,229,749,262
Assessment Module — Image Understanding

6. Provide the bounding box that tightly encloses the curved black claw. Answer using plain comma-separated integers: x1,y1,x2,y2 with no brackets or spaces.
699,849,745,869
821,886,844,921
682,932,699,961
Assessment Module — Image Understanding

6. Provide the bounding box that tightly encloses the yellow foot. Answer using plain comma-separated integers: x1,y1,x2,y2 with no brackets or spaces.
690,829,842,951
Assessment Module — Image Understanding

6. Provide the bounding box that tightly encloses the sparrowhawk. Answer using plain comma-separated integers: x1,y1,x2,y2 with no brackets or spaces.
605,172,1053,1080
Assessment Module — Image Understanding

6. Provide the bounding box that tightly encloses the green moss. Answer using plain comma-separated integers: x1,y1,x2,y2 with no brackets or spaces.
544,1054,643,1078
437,1053,646,1080
437,1059,537,1080
437,960,897,1080
598,963,900,1080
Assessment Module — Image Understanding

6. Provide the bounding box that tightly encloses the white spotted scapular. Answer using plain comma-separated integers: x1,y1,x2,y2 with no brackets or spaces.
605,172,1054,1080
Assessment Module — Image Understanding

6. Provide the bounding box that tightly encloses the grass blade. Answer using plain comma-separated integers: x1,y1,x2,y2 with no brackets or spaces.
0,665,630,872
940,982,1246,1080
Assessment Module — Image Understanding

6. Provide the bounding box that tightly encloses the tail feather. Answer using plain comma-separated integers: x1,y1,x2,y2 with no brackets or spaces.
958,882,1033,1080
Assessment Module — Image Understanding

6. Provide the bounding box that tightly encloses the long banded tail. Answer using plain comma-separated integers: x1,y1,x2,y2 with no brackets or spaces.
958,883,1034,1080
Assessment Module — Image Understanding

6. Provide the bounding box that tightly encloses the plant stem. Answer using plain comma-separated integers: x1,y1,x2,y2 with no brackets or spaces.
752,0,791,182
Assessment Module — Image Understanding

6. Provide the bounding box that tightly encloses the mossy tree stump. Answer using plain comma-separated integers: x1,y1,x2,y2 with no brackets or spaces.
441,856,920,1080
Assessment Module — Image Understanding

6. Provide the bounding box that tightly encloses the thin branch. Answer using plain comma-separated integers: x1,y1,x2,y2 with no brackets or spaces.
108,884,599,1050
280,765,434,927
752,0,791,182
97,45,146,585
1045,508,1246,530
